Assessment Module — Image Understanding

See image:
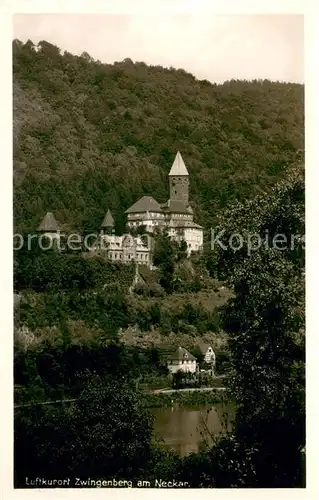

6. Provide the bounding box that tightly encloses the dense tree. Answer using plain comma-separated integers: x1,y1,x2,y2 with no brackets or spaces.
153,232,189,293
13,40,304,235
190,161,305,487
14,249,135,293
153,232,176,292
15,373,154,486
13,39,305,487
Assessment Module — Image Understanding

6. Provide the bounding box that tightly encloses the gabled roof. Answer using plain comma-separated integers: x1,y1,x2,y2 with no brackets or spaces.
169,151,189,176
125,196,163,214
168,346,196,362
161,199,190,214
101,209,115,228
37,212,59,232
198,342,213,355
122,234,136,247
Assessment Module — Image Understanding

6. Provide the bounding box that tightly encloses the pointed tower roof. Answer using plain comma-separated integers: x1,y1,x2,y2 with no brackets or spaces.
169,151,189,176
37,212,59,232
101,209,115,228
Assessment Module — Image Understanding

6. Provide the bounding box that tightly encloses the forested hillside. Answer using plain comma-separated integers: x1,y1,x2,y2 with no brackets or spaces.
13,39,304,234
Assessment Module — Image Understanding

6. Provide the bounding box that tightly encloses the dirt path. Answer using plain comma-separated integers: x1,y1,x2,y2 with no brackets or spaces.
152,387,226,394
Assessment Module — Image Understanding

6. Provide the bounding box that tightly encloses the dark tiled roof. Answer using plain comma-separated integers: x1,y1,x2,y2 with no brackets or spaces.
101,209,115,227
37,212,59,232
169,220,203,229
125,196,163,214
161,199,190,214
168,346,196,362
198,342,212,354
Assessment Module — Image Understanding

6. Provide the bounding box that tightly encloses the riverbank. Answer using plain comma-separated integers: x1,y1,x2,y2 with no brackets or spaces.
143,389,228,408
153,387,226,394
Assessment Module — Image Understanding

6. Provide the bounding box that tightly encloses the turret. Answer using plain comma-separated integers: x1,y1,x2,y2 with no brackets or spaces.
37,212,59,234
168,151,189,205
101,209,115,235
37,212,60,244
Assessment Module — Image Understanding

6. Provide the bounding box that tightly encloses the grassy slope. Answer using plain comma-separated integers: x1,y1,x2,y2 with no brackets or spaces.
119,289,231,349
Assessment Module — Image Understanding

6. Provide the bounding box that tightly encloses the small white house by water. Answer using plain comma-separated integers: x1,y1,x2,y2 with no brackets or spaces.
198,342,216,365
167,347,197,374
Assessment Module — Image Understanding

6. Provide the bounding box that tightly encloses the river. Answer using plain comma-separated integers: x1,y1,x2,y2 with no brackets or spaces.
153,402,235,456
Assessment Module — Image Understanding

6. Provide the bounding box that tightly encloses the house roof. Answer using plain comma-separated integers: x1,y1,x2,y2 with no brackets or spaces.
101,209,115,227
125,196,163,214
37,212,59,232
169,151,189,176
122,234,136,247
168,346,196,362
161,200,190,214
169,220,203,229
197,342,212,355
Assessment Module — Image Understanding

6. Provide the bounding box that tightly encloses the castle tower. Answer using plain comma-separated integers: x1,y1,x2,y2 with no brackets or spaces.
101,209,115,234
168,151,189,205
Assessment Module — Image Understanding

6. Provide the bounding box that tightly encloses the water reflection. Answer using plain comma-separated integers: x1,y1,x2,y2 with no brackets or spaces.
153,403,235,457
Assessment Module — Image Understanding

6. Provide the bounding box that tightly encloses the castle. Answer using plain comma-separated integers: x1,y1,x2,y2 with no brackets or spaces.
37,152,203,267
